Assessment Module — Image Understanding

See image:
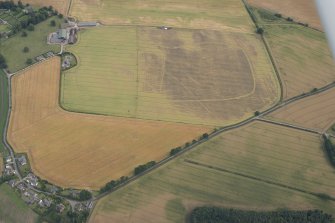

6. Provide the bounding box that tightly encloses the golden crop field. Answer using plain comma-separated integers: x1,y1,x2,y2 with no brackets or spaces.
62,26,280,126
264,25,335,99
69,0,254,33
269,87,335,131
7,57,211,189
15,0,70,15
247,0,322,30
90,121,335,223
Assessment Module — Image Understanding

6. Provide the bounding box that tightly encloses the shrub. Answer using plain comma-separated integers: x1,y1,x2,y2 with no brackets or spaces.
134,161,156,175
0,54,8,69
21,31,28,37
23,46,29,53
170,147,182,156
287,17,294,22
79,190,92,201
50,20,56,27
27,24,34,31
256,27,264,35
26,58,33,65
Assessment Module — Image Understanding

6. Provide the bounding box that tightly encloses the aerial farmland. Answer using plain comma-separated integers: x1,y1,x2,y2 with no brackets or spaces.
61,26,280,126
90,122,335,223
0,0,335,222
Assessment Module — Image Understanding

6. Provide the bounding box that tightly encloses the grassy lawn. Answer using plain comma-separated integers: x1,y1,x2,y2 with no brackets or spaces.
0,184,38,223
0,16,62,73
0,24,9,32
0,70,9,157
90,121,335,223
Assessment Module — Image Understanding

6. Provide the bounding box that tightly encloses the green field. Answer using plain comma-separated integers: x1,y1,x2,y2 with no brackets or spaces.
61,26,279,126
0,184,38,223
90,121,335,223
0,70,9,156
0,24,9,32
70,0,254,33
0,16,62,72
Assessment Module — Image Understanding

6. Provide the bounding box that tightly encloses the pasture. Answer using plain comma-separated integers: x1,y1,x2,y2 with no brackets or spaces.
0,155,2,173
269,87,335,132
90,121,335,223
15,0,70,15
264,25,335,99
247,0,322,30
1,16,61,72
69,0,254,33
7,57,211,189
62,26,280,126
0,70,9,156
0,184,38,223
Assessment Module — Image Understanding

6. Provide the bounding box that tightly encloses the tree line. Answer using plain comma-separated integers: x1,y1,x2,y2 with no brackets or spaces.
190,206,334,223
0,0,63,35
323,135,335,167
0,54,7,69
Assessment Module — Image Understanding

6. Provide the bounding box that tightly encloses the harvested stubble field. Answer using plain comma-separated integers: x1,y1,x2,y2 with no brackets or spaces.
269,87,335,132
70,0,254,33
0,184,38,223
15,0,70,15
7,57,210,189
90,121,335,223
62,26,279,126
264,25,335,99
247,0,322,30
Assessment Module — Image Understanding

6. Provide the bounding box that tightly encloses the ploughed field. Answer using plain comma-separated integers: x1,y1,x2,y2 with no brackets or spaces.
90,121,335,223
7,57,210,189
61,26,280,126
247,0,322,30
70,0,254,33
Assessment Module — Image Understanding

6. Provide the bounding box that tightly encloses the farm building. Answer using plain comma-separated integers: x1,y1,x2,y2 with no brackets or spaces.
17,155,27,166
68,28,77,44
23,6,34,14
57,29,69,40
78,21,97,27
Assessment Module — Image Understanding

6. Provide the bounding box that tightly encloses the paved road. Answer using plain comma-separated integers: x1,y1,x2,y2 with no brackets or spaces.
1,73,22,180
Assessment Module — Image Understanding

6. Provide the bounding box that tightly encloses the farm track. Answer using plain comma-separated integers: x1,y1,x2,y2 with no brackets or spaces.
256,118,322,135
184,159,335,201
